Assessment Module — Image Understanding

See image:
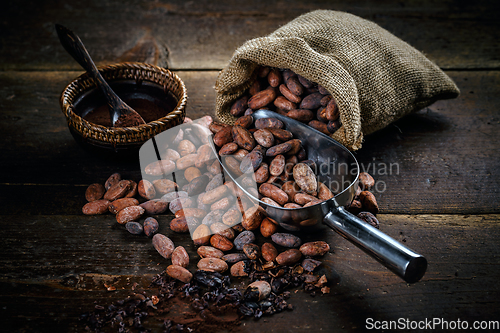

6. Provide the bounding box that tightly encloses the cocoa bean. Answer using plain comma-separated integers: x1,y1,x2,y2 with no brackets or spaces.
286,139,302,155
240,151,263,173
170,216,196,233
213,126,233,147
234,230,256,250
85,183,105,202
138,179,156,200
298,74,314,88
197,258,228,273
308,120,330,135
230,260,250,277
166,265,192,283
202,209,225,226
286,76,304,96
144,160,176,176
176,208,207,219
140,199,169,215
152,234,175,259
211,196,234,211
347,199,363,215
192,224,211,246
282,181,300,202
261,242,279,262
222,253,248,264
255,163,270,183
269,154,286,176
267,68,282,87
234,115,253,128
164,148,180,161
105,173,121,190
169,197,194,214
109,197,139,214
178,140,196,156
201,185,228,205
260,217,278,238
243,243,261,260
82,199,110,215
318,182,334,201
358,172,375,191
104,180,132,201
210,234,233,251
255,117,284,130
161,191,188,203
327,119,341,134
300,92,323,110
224,155,244,177
248,87,277,110
242,205,266,231
294,193,318,205
253,129,275,148
271,232,302,248
261,197,281,207
143,217,159,237
299,241,330,256
245,281,271,301
209,121,230,134
287,109,314,123
230,95,248,117
116,205,145,224
210,222,235,240
276,249,302,266
152,179,178,195
325,98,339,121
219,142,239,156
185,175,210,196
197,246,224,259
293,163,317,194
357,211,380,229
195,144,215,168
259,183,288,206
184,167,202,183
222,207,243,226
232,126,256,151
265,141,292,157
359,191,379,214
205,173,224,192
284,203,302,209
176,153,198,170
125,222,143,235
274,96,296,111
279,84,301,104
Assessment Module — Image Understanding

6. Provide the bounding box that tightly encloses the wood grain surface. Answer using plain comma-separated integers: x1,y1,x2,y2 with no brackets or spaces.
1,0,499,332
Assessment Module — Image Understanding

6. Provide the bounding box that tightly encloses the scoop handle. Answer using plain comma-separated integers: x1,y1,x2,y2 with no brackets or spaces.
323,207,427,283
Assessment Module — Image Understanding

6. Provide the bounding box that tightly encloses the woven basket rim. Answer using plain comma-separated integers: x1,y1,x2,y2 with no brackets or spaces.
60,62,187,143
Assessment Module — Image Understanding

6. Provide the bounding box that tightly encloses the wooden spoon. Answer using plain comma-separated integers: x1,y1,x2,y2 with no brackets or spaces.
55,24,146,127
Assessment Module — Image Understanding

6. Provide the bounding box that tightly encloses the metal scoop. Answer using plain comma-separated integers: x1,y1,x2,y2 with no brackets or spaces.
138,111,426,283
218,110,426,283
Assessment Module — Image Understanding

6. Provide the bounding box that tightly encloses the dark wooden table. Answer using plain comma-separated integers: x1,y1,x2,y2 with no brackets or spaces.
1,1,499,332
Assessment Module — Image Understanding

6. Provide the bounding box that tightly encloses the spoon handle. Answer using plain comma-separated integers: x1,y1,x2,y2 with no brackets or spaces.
55,24,129,124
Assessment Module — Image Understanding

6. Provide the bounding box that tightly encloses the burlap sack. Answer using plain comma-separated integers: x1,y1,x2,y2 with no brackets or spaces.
215,10,459,150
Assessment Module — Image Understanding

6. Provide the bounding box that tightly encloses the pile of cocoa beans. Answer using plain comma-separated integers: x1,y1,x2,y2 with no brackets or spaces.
229,66,341,136
81,114,381,311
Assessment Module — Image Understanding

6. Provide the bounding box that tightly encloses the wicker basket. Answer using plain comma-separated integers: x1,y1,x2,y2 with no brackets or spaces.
60,62,187,156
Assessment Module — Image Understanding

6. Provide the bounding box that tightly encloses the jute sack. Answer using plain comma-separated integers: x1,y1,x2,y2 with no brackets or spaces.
215,10,460,150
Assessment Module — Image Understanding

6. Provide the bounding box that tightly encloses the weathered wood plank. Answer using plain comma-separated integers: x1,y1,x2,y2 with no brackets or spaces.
0,70,498,214
0,0,498,70
0,214,498,332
